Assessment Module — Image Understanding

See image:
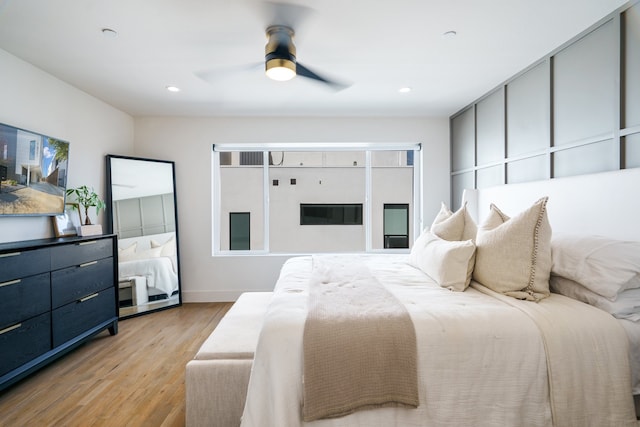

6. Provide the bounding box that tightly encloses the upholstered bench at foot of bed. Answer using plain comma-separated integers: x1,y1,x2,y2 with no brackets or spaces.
119,276,148,306
186,291,273,427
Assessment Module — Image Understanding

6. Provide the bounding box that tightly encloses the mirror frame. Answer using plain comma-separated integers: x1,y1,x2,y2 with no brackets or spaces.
106,154,182,319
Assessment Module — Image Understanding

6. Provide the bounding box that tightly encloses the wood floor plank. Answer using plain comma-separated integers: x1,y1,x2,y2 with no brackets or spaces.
0,302,232,427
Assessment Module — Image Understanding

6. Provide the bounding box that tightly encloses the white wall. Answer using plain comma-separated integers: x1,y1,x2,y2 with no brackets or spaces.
134,117,450,301
0,49,135,243
0,47,449,301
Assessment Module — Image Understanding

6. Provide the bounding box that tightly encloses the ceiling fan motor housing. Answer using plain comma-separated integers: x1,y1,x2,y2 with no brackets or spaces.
265,25,296,78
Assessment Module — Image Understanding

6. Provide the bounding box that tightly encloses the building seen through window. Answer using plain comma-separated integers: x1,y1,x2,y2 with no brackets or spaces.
212,145,420,254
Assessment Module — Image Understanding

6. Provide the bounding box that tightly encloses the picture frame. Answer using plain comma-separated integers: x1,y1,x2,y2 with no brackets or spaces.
52,203,81,237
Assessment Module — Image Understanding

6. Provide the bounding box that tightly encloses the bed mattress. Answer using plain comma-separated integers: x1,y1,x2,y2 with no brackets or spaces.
240,254,638,427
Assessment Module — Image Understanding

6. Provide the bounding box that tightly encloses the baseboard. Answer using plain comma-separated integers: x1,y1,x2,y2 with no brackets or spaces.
182,290,246,302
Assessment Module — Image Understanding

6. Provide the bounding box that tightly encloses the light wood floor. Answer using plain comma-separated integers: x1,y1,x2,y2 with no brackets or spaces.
0,302,232,427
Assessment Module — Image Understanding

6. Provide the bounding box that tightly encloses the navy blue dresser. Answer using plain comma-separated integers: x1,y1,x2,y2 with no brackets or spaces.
0,235,118,391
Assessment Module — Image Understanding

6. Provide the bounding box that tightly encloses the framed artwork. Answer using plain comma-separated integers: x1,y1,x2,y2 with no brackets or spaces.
52,203,81,237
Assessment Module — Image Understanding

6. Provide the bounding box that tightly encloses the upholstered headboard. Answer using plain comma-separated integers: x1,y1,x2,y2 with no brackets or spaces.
464,168,640,241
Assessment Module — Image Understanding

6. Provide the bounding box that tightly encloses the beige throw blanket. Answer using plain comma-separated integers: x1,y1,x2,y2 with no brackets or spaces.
302,257,418,421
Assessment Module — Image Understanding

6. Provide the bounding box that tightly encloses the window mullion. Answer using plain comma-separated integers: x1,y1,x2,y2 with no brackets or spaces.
413,148,423,240
211,150,221,255
365,150,372,252
263,150,270,253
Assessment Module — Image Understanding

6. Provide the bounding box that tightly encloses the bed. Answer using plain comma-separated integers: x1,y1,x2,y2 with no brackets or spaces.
193,168,640,426
117,232,179,303
241,253,637,426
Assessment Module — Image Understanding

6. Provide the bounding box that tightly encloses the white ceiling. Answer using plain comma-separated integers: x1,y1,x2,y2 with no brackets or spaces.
0,0,628,118
109,157,174,201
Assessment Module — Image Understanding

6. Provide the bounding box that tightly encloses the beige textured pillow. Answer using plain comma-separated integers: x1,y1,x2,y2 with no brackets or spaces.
473,197,552,301
118,242,137,257
409,230,476,292
151,236,176,257
430,202,477,242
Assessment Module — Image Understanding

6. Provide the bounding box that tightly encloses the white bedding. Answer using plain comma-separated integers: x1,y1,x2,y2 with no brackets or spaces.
241,254,638,427
118,256,178,297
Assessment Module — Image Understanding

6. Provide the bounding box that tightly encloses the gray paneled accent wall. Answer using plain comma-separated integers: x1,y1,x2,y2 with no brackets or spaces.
506,62,549,158
450,0,640,210
476,88,505,166
451,107,475,171
553,19,617,147
625,3,640,129
627,133,640,168
113,193,176,238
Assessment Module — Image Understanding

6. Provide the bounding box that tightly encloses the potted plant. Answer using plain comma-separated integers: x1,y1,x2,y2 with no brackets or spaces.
66,185,106,236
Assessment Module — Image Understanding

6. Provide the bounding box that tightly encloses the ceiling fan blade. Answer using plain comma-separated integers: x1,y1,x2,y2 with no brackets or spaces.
296,62,350,91
263,1,313,29
195,62,263,84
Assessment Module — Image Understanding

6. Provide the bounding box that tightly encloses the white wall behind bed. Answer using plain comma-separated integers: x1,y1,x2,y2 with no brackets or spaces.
465,168,640,241
134,117,450,302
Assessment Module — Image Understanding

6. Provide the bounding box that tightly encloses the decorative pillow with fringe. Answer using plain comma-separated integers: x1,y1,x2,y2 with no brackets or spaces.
473,197,552,301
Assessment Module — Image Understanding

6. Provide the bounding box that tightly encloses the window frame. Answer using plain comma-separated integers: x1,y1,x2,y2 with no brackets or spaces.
212,142,422,255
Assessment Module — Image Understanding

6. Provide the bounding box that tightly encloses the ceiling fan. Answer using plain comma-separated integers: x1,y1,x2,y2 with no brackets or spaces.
197,2,350,91
263,24,348,90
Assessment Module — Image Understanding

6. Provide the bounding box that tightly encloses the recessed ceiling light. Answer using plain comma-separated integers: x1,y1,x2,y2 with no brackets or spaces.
166,86,181,93
443,30,457,39
101,28,118,38
398,87,412,93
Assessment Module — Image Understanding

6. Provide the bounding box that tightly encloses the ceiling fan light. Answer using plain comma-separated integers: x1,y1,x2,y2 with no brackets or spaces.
266,58,296,81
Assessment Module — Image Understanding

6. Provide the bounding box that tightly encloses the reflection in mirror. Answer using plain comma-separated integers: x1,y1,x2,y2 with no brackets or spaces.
106,155,182,319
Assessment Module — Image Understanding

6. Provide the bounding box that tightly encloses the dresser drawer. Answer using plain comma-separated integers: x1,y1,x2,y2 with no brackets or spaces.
0,272,50,329
51,257,114,309
50,238,113,270
0,248,50,283
0,312,51,377
52,287,115,347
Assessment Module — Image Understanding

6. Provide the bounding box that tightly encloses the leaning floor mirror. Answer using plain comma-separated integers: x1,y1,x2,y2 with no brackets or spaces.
106,155,182,319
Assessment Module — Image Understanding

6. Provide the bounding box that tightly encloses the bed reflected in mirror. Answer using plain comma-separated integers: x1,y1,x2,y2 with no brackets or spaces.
106,155,182,319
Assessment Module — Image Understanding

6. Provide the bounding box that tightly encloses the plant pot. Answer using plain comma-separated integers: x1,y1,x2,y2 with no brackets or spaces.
77,224,103,236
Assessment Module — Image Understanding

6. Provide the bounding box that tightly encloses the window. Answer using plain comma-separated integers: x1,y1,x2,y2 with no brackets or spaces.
383,204,409,248
230,212,250,250
212,143,421,254
240,152,264,166
29,140,36,160
300,204,363,225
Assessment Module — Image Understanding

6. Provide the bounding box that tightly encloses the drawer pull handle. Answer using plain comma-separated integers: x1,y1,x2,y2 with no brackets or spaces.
79,241,97,246
79,293,99,303
79,261,98,268
0,252,21,258
0,323,21,335
0,279,21,288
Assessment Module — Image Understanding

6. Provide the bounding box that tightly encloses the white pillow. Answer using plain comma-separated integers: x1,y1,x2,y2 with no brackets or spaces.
551,234,640,300
473,197,552,301
151,235,176,257
430,202,477,242
118,241,137,257
119,246,163,262
409,230,476,292
551,275,640,321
